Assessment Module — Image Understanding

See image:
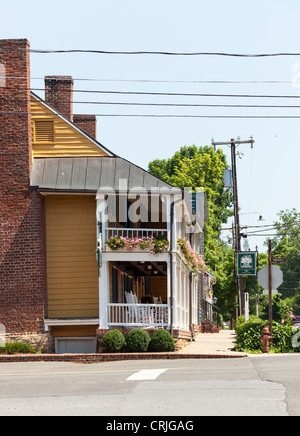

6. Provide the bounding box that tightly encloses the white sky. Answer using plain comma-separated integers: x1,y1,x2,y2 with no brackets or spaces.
2,0,300,253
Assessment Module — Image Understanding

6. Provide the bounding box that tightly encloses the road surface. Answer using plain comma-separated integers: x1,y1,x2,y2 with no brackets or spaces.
0,355,299,416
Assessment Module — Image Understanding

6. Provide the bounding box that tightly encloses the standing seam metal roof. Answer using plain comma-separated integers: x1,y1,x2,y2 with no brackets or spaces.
30,156,180,194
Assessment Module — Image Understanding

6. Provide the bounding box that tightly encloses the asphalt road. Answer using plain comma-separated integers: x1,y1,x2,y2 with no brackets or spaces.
0,355,299,417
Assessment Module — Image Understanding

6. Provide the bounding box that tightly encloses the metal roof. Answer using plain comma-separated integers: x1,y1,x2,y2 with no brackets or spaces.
30,157,180,194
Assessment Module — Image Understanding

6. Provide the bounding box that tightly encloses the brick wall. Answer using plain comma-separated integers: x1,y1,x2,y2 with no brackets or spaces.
0,39,47,338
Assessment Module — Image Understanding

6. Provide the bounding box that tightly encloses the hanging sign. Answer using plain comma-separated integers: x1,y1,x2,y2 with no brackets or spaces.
237,252,257,276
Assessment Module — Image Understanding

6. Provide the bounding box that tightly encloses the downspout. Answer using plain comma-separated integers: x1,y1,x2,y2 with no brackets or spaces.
189,272,195,341
188,232,195,341
170,192,184,337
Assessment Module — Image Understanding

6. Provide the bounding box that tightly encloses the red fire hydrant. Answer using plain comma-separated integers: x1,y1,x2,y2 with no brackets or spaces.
260,326,273,353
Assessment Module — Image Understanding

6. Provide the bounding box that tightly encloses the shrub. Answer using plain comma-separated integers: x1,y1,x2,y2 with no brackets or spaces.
101,330,125,353
235,315,262,333
235,320,265,352
0,342,37,354
148,329,176,352
126,329,151,352
235,318,300,353
271,322,300,353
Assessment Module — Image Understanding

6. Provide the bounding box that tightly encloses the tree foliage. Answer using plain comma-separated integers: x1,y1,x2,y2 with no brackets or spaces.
148,145,233,253
270,209,300,313
148,145,235,317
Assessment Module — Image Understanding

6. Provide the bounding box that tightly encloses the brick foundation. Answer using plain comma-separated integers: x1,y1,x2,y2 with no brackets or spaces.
0,352,246,364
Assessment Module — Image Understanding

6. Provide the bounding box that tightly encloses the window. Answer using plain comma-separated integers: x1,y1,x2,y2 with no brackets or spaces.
33,120,54,143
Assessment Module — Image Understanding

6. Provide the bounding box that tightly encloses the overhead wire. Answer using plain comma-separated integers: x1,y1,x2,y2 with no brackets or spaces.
25,48,300,57
0,75,299,85
5,112,300,119
28,88,300,99
9,96,300,109
4,85,300,100
5,45,300,57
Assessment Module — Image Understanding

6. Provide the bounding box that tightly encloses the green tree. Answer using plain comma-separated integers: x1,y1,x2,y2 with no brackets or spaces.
149,145,235,315
266,209,300,314
272,209,300,258
148,145,233,253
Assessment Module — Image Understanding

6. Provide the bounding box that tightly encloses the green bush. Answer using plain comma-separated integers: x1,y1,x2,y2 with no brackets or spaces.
235,318,300,353
271,322,300,353
235,320,265,352
0,342,37,354
126,329,151,352
235,315,262,333
148,329,176,352
101,329,125,353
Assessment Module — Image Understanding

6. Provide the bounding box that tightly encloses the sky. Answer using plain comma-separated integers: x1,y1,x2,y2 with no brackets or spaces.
2,0,300,253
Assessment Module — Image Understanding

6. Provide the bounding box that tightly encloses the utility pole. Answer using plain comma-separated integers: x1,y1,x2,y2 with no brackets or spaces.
268,239,273,334
212,136,254,317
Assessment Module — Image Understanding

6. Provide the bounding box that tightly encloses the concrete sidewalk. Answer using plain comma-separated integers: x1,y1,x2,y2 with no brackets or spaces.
179,330,246,357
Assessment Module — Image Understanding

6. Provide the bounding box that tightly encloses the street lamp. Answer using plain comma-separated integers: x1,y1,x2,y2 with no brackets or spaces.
240,212,265,222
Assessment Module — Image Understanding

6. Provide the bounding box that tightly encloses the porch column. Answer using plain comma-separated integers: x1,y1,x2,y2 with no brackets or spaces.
168,194,178,334
96,193,107,252
171,254,178,330
166,195,171,244
99,259,109,330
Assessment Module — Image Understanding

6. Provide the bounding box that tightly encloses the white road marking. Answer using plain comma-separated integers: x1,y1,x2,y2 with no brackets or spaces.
126,369,167,381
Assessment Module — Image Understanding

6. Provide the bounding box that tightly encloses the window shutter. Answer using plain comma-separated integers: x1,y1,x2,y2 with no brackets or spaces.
34,121,54,142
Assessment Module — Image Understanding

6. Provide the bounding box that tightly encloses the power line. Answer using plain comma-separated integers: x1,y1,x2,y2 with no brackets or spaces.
4,45,300,57
6,86,300,100
11,97,300,109
25,48,300,57
5,111,300,119
0,75,298,85
247,231,300,237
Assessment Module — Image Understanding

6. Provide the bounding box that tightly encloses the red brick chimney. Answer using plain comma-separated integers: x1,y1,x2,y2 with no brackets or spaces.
45,75,74,121
0,39,47,342
73,114,97,139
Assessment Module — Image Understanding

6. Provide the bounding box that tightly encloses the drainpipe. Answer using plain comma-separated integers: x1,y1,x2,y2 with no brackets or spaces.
189,272,195,341
169,192,184,337
188,231,195,341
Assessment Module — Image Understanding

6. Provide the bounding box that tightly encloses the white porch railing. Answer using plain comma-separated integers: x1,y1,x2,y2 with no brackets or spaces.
105,228,167,240
108,303,169,327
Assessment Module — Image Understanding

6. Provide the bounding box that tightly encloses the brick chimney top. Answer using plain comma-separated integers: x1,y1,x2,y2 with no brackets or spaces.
73,114,97,140
45,76,74,121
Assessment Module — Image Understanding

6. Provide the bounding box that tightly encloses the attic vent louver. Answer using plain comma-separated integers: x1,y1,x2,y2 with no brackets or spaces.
34,120,54,143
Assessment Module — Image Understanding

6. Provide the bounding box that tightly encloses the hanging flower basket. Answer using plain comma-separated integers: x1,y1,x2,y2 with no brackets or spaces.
177,238,207,275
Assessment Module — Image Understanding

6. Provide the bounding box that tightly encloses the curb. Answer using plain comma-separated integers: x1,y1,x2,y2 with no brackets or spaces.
0,352,247,364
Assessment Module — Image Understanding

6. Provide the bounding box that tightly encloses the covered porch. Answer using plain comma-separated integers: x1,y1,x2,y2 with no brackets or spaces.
99,252,170,330
108,259,169,328
98,251,200,336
